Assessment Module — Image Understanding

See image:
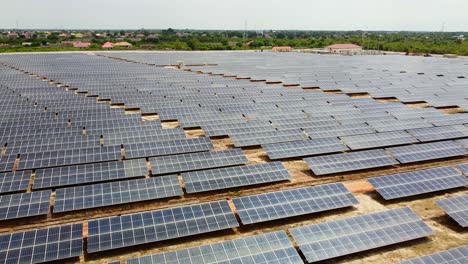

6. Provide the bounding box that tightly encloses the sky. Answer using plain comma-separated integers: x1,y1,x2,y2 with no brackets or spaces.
2,0,468,31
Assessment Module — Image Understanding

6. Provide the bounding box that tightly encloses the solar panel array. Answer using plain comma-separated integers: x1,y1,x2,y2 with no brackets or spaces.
232,183,358,224
87,200,239,252
126,231,303,264
0,190,51,220
262,138,348,160
340,131,417,150
386,141,468,164
149,149,248,175
54,176,183,213
304,149,399,175
435,195,468,227
290,207,434,263
399,245,468,264
368,167,468,200
182,161,291,193
0,51,467,263
0,223,83,264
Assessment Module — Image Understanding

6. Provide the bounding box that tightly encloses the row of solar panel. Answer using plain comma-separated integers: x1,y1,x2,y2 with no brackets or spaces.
2,206,452,263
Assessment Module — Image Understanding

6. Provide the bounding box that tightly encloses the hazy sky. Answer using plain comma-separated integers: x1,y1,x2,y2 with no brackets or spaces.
2,0,468,31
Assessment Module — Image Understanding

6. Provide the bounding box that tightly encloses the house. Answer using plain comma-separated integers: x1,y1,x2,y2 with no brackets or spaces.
73,33,84,38
22,42,33,46
101,42,113,49
7,33,19,39
325,43,362,54
272,46,293,52
73,41,91,48
58,33,68,38
114,41,133,48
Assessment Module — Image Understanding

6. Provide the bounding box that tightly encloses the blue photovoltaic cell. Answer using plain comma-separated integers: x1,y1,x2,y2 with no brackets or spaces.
304,149,398,175
126,231,303,264
124,137,213,159
340,131,417,150
34,159,148,189
435,195,468,227
182,162,291,193
368,167,468,200
262,138,348,160
0,190,51,220
0,223,83,264
454,163,468,175
399,245,468,264
290,207,433,263
149,149,248,175
386,141,468,164
54,176,183,213
0,171,31,194
232,183,358,224
87,200,239,253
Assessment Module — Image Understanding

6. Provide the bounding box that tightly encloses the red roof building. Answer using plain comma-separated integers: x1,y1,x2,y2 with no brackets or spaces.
101,42,113,49
272,46,293,52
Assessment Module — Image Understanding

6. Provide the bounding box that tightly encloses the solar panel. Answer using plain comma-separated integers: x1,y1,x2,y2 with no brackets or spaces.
304,149,399,175
0,154,16,173
455,138,468,149
262,138,348,160
0,223,83,263
87,200,239,253
454,163,468,175
126,231,303,264
149,149,248,175
407,125,468,142
435,195,468,227
182,162,290,193
0,190,51,221
290,207,433,263
368,167,467,200
303,123,376,139
34,159,147,189
386,141,468,164
54,176,182,213
0,170,31,194
340,131,417,150
124,137,213,159
399,245,468,264
232,183,358,224
229,129,308,147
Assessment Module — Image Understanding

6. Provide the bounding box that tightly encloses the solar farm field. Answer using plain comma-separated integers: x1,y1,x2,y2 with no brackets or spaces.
0,51,467,264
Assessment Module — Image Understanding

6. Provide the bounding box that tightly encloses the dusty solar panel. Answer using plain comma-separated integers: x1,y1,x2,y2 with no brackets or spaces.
262,138,348,160
87,200,238,253
0,190,51,220
0,223,83,263
232,183,358,224
340,131,417,150
124,137,213,159
229,129,308,147
304,149,399,175
126,231,303,264
34,159,148,189
0,170,31,194
407,125,468,142
182,161,290,193
435,195,468,227
368,167,467,200
303,123,376,139
386,141,468,164
290,207,433,263
399,245,468,264
54,176,182,213
149,149,247,175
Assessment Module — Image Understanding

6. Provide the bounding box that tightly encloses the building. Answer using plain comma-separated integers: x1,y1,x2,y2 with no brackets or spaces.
7,33,19,39
73,41,91,48
325,44,362,55
272,46,293,52
114,42,133,48
101,42,113,49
